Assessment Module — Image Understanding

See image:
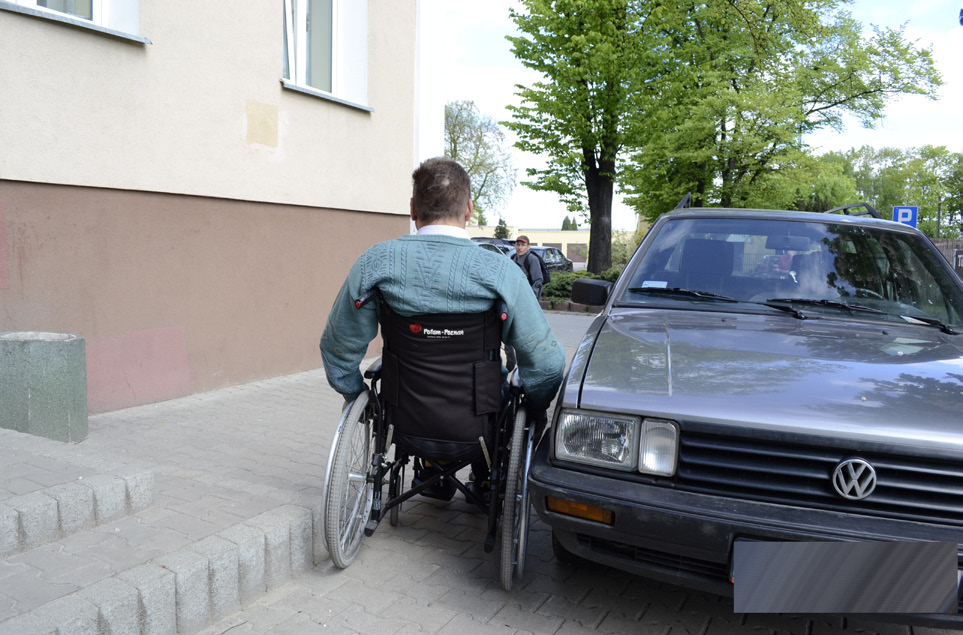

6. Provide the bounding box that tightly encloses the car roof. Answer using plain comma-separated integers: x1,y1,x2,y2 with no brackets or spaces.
658,207,918,234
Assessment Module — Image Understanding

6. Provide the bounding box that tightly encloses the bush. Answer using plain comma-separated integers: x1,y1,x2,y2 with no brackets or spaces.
542,271,585,302
542,265,626,302
600,266,625,283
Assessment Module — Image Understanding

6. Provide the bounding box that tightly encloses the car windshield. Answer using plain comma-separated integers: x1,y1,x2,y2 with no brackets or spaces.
618,216,963,329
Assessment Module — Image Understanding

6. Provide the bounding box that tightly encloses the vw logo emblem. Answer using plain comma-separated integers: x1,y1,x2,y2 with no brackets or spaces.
832,458,877,500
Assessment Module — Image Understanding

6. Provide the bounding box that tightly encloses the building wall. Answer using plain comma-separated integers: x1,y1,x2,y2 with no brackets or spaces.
0,2,416,213
0,183,406,412
0,2,417,412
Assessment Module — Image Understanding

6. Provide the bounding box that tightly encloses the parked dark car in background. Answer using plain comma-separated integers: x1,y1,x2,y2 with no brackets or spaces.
530,245,574,273
471,237,514,248
528,204,963,626
477,242,514,257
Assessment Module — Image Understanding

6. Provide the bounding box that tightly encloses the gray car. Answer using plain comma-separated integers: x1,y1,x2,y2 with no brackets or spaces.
529,206,963,626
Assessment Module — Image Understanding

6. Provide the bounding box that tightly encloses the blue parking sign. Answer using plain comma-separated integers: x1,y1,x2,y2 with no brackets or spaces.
892,206,917,227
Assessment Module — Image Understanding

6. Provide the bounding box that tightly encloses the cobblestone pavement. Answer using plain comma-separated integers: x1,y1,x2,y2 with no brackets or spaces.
1,313,958,634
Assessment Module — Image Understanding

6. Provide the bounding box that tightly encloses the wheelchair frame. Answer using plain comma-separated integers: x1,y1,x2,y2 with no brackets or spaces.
322,294,535,591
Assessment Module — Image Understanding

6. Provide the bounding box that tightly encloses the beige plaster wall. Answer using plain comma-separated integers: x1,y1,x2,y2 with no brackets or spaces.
0,1,416,215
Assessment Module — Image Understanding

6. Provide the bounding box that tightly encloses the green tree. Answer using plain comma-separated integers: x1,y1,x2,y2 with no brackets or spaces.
946,157,963,235
494,216,511,239
832,145,962,239
445,100,516,226
620,1,942,220
507,0,651,273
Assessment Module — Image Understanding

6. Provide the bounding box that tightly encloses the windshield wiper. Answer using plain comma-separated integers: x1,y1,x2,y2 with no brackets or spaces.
626,287,740,302
755,302,807,320
900,314,958,334
628,287,810,318
764,298,886,315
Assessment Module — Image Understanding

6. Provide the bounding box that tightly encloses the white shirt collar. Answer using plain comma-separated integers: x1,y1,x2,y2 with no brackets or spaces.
416,225,471,239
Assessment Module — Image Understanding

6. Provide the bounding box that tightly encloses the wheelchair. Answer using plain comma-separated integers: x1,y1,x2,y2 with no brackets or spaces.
321,289,535,591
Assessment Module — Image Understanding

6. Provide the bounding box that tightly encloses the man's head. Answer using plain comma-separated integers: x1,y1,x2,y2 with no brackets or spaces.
515,235,530,256
410,157,473,227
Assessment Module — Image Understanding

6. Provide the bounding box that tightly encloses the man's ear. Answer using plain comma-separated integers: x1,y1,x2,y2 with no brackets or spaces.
410,198,417,222
464,199,474,224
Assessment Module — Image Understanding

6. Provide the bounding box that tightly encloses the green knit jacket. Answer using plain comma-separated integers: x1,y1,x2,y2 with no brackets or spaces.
320,234,565,410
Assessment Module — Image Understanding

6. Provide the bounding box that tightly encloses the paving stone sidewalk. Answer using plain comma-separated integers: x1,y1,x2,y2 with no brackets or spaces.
1,312,958,634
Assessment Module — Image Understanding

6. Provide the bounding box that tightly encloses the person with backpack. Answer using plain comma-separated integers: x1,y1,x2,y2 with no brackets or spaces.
511,235,544,299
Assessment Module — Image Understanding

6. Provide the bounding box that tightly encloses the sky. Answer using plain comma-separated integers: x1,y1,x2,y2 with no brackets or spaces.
418,0,963,232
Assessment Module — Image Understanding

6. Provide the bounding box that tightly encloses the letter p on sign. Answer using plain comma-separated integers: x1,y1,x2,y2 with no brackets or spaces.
892,206,918,227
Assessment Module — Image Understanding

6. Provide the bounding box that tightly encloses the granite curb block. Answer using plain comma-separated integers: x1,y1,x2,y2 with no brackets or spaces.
0,503,317,635
0,469,156,557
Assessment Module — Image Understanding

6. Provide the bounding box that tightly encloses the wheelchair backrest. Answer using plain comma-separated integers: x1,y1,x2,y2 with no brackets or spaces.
377,298,504,462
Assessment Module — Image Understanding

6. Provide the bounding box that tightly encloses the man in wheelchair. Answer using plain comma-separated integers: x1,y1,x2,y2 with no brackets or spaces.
319,157,565,590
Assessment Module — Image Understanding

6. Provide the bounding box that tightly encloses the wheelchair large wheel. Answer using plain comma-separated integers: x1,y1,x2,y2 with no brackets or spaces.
323,391,376,568
500,408,532,591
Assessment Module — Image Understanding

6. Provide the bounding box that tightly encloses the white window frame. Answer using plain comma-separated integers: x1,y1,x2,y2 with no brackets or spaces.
0,0,145,42
282,0,370,112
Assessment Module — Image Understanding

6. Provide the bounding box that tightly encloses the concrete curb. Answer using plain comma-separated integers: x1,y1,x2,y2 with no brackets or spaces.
0,503,317,635
1,470,155,557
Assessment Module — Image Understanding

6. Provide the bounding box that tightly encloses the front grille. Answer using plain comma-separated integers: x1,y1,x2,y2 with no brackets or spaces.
676,432,963,526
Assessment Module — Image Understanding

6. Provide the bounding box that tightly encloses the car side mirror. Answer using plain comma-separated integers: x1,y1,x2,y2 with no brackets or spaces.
571,278,613,306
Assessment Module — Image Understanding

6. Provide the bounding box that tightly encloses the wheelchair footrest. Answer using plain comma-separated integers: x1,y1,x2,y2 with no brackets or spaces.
364,518,380,537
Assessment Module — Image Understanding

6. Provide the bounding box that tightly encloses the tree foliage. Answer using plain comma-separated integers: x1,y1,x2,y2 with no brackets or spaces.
835,145,963,239
445,100,516,225
507,0,652,273
506,0,943,251
494,216,511,239
621,0,942,219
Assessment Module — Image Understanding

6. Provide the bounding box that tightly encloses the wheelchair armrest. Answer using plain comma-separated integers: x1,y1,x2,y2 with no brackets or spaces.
363,357,383,379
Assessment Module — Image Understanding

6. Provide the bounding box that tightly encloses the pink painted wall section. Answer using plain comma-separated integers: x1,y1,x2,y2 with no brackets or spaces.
0,201,8,290
86,326,192,413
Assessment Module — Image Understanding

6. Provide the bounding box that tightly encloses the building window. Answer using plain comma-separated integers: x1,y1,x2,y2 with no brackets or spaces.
2,0,141,36
36,0,92,20
282,0,368,109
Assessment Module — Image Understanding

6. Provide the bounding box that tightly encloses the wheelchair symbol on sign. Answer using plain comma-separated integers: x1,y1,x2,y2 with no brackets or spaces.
892,206,918,228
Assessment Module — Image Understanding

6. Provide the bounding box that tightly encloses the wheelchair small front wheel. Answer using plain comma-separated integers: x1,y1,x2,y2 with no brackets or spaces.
500,408,532,591
323,391,376,568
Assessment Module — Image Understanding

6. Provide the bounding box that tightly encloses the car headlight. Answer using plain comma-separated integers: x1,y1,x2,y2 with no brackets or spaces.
555,410,679,476
555,410,639,471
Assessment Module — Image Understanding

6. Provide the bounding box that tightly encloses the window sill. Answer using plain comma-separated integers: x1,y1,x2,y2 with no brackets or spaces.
0,1,151,44
280,79,373,113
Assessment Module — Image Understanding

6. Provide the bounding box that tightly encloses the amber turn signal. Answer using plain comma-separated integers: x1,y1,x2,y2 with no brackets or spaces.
546,497,614,525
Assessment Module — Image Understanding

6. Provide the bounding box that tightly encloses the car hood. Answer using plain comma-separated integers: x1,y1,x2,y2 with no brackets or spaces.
572,308,963,456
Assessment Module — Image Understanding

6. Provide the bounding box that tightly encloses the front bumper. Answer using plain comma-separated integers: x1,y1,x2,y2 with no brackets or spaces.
528,440,963,627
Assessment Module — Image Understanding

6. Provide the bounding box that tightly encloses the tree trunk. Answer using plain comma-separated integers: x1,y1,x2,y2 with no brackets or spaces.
585,163,614,274
695,161,707,206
